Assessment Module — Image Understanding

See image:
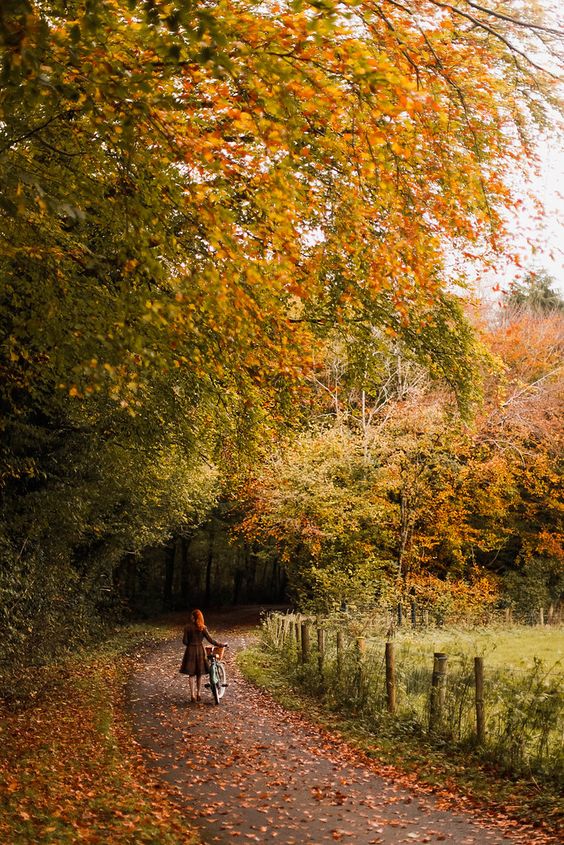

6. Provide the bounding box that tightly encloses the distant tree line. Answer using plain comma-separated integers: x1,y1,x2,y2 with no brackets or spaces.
117,509,287,618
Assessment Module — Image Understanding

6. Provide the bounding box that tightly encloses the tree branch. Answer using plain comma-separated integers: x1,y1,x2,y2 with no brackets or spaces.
460,0,563,37
0,112,70,156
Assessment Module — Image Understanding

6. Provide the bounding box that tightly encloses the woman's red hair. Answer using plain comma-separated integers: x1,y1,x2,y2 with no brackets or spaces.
191,609,205,631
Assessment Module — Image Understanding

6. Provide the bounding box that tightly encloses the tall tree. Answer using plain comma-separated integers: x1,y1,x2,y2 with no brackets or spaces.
2,0,560,416
503,271,564,314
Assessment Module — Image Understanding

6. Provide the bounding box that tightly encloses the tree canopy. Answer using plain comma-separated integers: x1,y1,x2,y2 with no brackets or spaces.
1,0,562,672
2,0,561,414
237,307,563,613
504,271,564,314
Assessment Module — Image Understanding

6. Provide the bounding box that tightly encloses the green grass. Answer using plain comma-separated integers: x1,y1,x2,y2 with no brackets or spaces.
390,625,563,673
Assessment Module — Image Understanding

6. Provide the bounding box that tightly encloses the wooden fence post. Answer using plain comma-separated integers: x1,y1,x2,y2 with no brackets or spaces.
317,627,325,675
429,652,448,733
385,641,396,714
301,621,311,664
410,601,417,627
294,619,301,660
336,630,344,675
397,603,403,626
474,656,485,746
356,637,366,697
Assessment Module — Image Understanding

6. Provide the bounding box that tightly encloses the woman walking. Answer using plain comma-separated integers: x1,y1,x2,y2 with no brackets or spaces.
179,609,227,703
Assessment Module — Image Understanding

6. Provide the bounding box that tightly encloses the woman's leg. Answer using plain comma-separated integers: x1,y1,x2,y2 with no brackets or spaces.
188,676,196,701
196,674,202,701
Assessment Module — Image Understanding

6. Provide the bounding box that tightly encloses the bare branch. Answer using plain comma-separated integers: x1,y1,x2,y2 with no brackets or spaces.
460,0,563,37
501,365,564,407
389,0,562,78
0,112,70,156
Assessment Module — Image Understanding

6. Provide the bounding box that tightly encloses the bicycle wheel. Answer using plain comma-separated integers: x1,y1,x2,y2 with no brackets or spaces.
209,661,220,705
216,662,227,700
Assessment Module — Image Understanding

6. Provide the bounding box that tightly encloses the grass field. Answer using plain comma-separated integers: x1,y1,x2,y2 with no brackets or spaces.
252,613,564,799
389,624,563,673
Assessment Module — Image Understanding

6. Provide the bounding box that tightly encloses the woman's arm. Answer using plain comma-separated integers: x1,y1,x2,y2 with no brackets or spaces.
203,628,226,648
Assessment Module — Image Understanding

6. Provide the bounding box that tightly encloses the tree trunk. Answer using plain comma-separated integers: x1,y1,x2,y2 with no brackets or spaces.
233,549,244,605
204,520,215,608
180,536,191,609
245,544,258,600
270,559,279,598
163,543,175,611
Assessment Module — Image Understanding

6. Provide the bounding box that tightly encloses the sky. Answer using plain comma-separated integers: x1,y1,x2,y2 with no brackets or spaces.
511,134,564,293
453,133,563,306
467,0,563,299
504,0,564,293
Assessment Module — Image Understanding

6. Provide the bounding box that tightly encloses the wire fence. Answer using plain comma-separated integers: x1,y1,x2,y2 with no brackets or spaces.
259,611,564,783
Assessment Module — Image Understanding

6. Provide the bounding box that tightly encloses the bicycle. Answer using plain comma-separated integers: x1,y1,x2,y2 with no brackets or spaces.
204,644,228,704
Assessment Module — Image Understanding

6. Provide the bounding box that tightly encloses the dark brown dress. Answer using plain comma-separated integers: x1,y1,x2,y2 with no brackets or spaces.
179,622,222,677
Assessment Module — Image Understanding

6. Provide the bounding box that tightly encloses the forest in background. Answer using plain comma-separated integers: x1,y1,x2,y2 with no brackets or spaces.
1,0,563,694
236,277,564,619
130,276,563,623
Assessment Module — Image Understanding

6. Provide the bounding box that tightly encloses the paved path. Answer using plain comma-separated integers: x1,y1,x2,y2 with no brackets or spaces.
128,611,555,845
